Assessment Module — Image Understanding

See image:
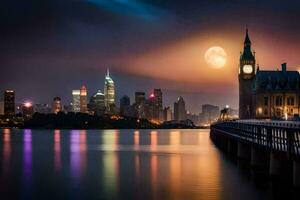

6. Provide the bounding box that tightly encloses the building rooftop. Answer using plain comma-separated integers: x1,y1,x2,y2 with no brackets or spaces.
254,63,300,91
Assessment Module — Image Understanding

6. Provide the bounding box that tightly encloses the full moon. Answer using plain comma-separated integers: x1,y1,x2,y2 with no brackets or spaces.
204,46,227,68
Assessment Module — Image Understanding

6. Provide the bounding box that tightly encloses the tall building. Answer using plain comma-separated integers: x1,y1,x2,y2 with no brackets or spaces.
52,97,62,114
134,92,146,118
23,102,34,119
147,89,163,121
80,85,88,113
153,89,163,110
120,95,131,116
89,90,105,115
35,104,51,114
174,96,186,121
163,106,172,121
4,90,15,117
64,104,73,113
239,29,300,119
72,90,80,112
0,101,4,115
239,28,256,119
201,104,220,123
135,92,145,104
104,69,115,109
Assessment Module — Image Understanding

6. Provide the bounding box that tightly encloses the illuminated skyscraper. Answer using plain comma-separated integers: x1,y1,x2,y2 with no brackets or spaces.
174,96,186,121
52,97,62,114
153,89,163,110
80,85,88,113
104,69,115,109
72,90,80,112
4,90,15,117
147,89,163,121
23,101,34,119
89,90,105,115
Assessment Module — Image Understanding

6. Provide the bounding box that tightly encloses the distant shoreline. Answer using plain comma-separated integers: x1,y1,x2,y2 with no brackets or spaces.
0,126,209,130
1,112,207,130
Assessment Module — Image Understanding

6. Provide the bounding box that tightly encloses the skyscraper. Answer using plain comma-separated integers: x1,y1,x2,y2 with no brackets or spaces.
147,89,163,121
72,90,80,112
135,92,145,105
89,90,105,115
4,90,15,117
104,69,115,109
23,101,34,119
201,104,220,123
35,104,51,114
153,89,163,110
53,97,62,114
80,85,88,113
0,101,4,115
174,96,186,121
163,106,172,121
120,95,130,116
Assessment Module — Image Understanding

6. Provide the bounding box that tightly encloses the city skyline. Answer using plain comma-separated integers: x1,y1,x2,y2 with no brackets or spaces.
0,69,229,115
2,1,300,112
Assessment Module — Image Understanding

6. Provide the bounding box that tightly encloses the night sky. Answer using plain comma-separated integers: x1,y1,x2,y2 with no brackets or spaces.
1,0,300,113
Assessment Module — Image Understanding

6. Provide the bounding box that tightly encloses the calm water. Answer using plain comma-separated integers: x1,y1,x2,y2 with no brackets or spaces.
0,129,294,200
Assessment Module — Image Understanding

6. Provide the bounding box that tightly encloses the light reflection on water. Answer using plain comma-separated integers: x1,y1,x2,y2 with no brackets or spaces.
23,129,32,184
54,130,61,172
2,129,11,176
70,130,87,182
0,129,286,200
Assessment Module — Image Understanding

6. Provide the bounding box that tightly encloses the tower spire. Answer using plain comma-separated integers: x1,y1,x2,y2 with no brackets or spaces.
244,27,251,45
106,68,110,77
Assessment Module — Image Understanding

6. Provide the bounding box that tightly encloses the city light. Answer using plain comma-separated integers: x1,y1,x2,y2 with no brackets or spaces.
24,102,33,108
257,107,262,115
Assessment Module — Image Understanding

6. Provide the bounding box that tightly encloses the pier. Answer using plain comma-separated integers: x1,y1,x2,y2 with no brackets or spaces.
210,120,300,187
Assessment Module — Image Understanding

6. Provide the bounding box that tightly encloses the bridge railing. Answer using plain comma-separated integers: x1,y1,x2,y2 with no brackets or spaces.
212,121,300,157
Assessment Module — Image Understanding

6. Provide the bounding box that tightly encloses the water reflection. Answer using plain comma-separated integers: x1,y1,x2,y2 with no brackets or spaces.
23,129,32,184
134,131,139,146
54,130,61,172
102,130,119,151
134,131,140,180
102,130,119,197
70,130,87,181
170,155,181,199
151,154,158,199
150,131,158,151
135,154,140,178
0,129,279,200
2,129,11,175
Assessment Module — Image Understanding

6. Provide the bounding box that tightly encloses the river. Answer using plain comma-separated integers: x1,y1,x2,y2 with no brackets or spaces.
0,129,296,199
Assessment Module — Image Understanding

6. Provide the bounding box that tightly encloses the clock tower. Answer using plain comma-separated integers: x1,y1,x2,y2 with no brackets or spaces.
239,28,256,119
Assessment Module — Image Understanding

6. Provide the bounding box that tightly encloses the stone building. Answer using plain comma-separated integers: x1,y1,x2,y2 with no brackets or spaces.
239,29,300,119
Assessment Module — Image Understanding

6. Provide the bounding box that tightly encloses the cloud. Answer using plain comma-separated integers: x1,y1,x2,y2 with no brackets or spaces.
85,0,170,21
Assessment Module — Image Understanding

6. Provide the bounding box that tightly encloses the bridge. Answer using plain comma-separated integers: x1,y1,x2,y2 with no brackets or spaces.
210,120,300,187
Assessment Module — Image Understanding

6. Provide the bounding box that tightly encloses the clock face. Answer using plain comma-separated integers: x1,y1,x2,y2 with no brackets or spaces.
243,65,253,74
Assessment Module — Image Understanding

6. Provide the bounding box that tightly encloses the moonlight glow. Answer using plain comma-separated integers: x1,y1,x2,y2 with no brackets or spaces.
204,46,227,68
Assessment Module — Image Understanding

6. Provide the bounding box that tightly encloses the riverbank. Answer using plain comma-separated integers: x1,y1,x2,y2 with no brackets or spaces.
1,112,207,129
